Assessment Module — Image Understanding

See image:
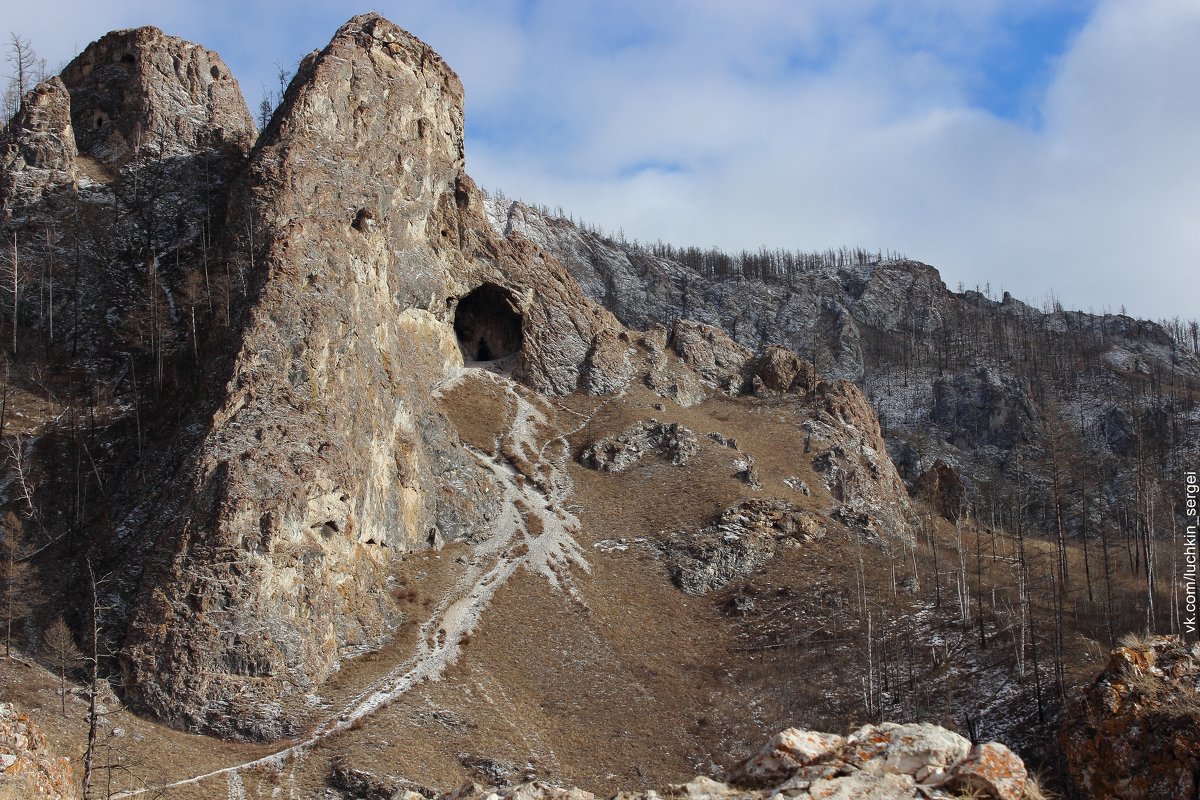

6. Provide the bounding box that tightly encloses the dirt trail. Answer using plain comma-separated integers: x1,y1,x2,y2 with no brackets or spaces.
115,368,597,797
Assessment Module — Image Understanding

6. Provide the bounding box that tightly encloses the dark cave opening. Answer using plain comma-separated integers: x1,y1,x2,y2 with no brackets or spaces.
453,283,523,362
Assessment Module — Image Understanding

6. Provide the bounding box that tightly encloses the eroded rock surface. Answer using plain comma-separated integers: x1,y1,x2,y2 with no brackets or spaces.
806,381,914,542
1060,635,1200,800
0,703,79,800
580,420,699,472
663,499,826,595
0,78,77,209
59,26,256,163
112,14,635,738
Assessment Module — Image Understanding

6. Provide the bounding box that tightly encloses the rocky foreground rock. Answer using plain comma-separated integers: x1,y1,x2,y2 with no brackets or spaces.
0,704,78,800
333,722,1031,800
1060,635,1200,800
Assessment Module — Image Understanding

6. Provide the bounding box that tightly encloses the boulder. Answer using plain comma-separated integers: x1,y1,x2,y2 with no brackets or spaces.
729,728,845,787
944,743,1027,800
752,345,817,397
668,319,753,394
1060,635,1200,800
912,460,965,521
662,499,828,595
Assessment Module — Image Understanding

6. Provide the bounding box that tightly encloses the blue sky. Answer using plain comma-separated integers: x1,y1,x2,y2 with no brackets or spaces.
6,1,1198,320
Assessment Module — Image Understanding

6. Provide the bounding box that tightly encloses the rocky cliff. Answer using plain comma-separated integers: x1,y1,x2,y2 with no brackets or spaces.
0,13,923,748
484,198,1200,495
1,11,1193,797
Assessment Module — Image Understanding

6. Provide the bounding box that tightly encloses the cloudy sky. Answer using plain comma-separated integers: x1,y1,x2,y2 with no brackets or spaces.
6,1,1198,320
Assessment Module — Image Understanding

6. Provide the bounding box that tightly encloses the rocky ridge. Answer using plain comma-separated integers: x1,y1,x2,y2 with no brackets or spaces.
483,197,1200,500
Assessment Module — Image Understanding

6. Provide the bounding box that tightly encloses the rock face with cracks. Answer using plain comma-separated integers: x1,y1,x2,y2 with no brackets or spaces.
59,25,256,164
0,704,79,800
110,14,633,739
662,499,827,595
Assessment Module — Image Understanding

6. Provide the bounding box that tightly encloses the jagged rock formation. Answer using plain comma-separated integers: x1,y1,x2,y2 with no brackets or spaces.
331,724,1030,800
0,78,76,209
0,12,926,746
60,26,256,165
806,380,914,540
1060,635,1200,800
580,420,699,472
0,703,79,800
6,15,1189,796
912,460,965,521
663,499,826,595
1,24,256,372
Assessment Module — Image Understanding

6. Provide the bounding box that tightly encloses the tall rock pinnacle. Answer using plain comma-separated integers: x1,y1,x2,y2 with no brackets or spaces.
117,13,630,738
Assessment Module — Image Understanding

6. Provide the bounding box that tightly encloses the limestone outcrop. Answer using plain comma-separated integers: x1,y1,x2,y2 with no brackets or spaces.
482,198,1200,570
0,78,76,209
1060,635,1200,800
1,24,257,367
580,420,699,472
112,14,634,738
0,703,79,800
662,499,827,595
0,12,940,749
332,724,1030,800
807,380,915,542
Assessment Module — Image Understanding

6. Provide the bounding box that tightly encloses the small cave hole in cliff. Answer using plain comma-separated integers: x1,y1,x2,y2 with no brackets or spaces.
453,283,523,362
352,208,375,232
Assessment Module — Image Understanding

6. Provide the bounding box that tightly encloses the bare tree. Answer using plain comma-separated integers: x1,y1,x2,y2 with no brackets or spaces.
42,616,83,716
8,232,19,356
0,510,31,657
257,85,272,130
3,33,44,123
82,559,105,800
6,34,37,96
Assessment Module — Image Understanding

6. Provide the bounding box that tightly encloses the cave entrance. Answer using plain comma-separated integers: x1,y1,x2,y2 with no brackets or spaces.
453,283,523,362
